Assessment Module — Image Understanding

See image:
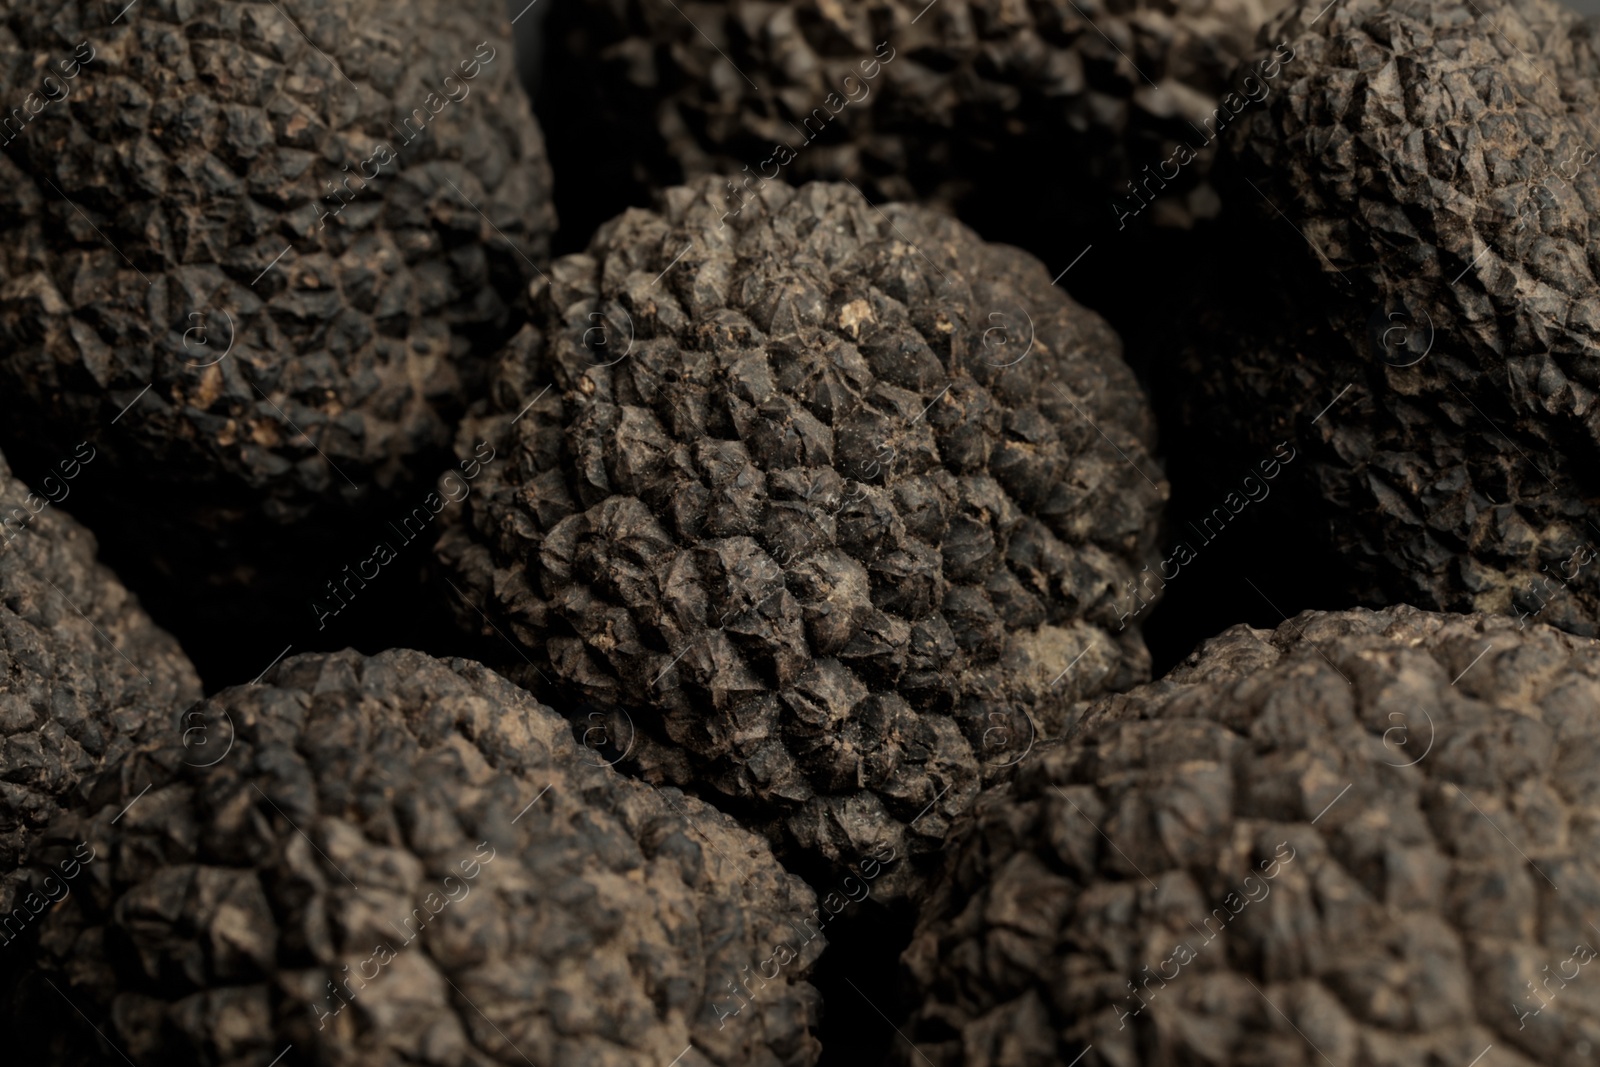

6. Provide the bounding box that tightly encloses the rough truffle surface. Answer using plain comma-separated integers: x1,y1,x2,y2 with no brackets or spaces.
0,446,200,895
0,0,555,516
901,604,1600,1067
1180,0,1600,634
539,0,1289,242
439,178,1166,895
19,649,824,1067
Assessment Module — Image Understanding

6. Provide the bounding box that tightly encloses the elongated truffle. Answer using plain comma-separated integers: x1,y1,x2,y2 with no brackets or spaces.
16,649,824,1067
0,445,200,906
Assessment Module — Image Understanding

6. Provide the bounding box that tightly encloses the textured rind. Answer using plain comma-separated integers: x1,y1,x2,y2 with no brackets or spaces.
437,177,1167,898
540,0,1289,238
18,649,824,1067
1179,0,1600,634
0,446,201,899
0,0,555,515
900,604,1600,1067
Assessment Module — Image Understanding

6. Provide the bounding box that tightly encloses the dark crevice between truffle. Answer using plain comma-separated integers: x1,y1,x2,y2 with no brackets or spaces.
778,851,917,1067
1134,212,1364,673
0,446,492,691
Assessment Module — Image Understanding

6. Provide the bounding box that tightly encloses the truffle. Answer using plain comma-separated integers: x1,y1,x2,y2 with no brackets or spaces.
0,0,555,516
0,445,200,905
16,649,824,1067
900,604,1600,1067
538,0,1290,245
1175,0,1600,636
438,177,1167,896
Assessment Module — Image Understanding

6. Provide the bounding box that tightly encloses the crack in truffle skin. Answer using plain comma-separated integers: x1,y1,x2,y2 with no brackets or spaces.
1178,0,1600,636
16,649,825,1067
438,177,1167,899
900,604,1600,1067
0,0,555,514
0,446,200,908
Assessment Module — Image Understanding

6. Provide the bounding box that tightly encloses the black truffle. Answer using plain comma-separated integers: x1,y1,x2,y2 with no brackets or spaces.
438,177,1167,897
0,446,200,903
539,0,1290,246
0,0,555,516
900,604,1600,1067
18,649,825,1067
1175,0,1600,637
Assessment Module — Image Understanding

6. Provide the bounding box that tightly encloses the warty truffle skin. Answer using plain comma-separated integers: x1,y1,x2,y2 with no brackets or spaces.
15,648,825,1067
0,0,555,518
437,177,1167,898
900,604,1600,1067
1178,0,1600,635
0,445,201,905
538,0,1290,244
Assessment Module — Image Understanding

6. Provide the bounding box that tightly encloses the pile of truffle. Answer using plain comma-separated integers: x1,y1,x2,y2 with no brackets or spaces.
1,0,1597,1064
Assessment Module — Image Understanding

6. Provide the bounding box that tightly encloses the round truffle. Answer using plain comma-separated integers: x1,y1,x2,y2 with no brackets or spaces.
0,0,555,516
539,0,1290,245
438,177,1167,896
16,649,824,1067
900,604,1600,1067
0,444,200,898
1175,0,1600,636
